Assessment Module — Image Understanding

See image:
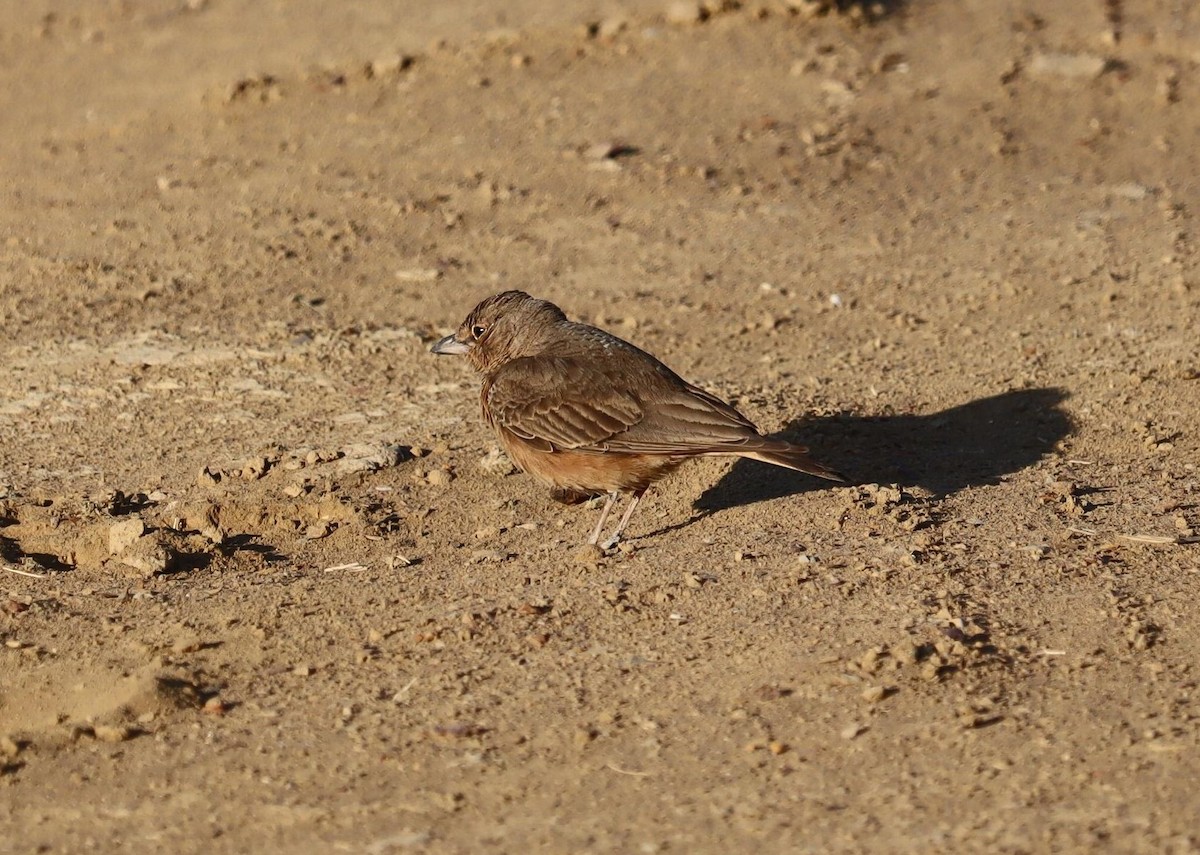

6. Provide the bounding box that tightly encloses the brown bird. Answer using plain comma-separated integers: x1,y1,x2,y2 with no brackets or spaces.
432,291,843,548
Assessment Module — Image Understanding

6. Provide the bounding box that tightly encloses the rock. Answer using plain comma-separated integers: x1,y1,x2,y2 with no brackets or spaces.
108,518,145,555
185,503,224,545
394,268,441,282
117,536,176,576
0,736,21,758
1021,543,1050,560
425,469,454,486
336,442,412,474
171,635,204,654
586,141,621,160
840,722,867,740
478,448,516,476
783,0,832,17
666,0,705,25
597,17,627,38
305,522,333,540
872,52,906,74
892,642,920,666
369,54,413,76
861,685,889,703
240,457,270,480
1029,52,1108,80
196,466,222,487
92,724,136,743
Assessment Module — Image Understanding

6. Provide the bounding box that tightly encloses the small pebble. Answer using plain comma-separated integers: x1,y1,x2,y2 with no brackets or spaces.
478,448,516,476
92,724,135,743
370,54,412,76
1029,51,1108,80
861,685,889,703
665,0,705,25
241,457,270,480
336,442,410,474
597,17,627,38
840,723,867,740
892,642,920,666
0,736,21,758
171,636,203,655
305,522,333,539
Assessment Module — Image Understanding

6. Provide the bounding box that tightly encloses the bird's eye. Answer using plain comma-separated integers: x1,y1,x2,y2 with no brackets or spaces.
471,324,487,339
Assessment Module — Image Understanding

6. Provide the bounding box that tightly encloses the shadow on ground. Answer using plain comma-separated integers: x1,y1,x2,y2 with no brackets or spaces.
696,387,1073,513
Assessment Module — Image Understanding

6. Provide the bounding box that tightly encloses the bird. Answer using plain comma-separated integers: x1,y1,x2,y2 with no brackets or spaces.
431,291,843,549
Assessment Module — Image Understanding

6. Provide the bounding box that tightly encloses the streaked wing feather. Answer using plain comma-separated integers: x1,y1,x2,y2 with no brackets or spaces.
599,385,763,453
487,358,643,449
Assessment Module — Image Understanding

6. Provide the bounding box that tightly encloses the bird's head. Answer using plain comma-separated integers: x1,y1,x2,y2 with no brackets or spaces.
431,290,568,373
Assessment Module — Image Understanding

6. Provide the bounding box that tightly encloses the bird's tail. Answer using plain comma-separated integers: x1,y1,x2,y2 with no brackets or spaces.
740,442,845,482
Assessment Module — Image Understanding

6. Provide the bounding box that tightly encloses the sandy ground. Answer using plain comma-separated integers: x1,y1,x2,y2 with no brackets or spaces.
2,0,1200,851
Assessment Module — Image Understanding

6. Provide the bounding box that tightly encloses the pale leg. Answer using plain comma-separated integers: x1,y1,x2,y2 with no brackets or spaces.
588,491,620,545
600,488,646,550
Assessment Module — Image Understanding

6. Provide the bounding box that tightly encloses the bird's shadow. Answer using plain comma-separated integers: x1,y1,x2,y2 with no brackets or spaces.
695,387,1074,513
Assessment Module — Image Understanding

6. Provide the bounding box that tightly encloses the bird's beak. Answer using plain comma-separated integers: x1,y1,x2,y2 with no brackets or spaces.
431,334,470,355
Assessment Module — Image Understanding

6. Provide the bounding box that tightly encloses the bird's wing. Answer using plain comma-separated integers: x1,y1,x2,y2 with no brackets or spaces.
484,357,644,451
601,378,763,453
486,356,764,456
